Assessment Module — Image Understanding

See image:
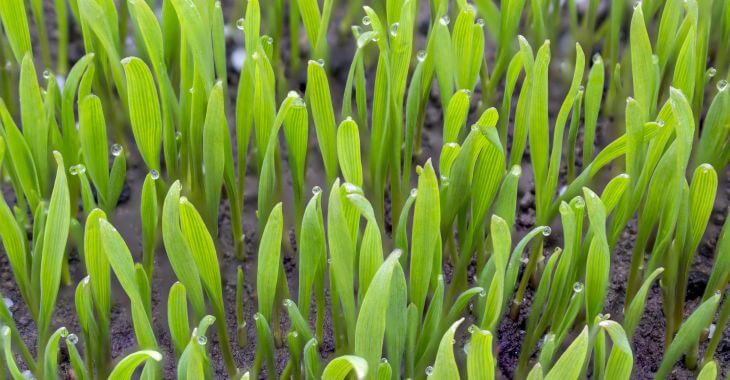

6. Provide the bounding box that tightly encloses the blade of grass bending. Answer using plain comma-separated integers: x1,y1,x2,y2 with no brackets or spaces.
467,326,494,380
98,219,157,350
178,197,237,376
161,181,206,318
355,250,403,376
43,327,68,379
122,57,162,171
623,267,663,339
253,313,276,378
1,325,27,379
322,355,368,380
78,0,126,100
656,293,720,378
37,153,70,351
429,318,463,379
59,54,94,166
108,350,162,379
65,333,89,380
599,321,633,380
257,202,283,322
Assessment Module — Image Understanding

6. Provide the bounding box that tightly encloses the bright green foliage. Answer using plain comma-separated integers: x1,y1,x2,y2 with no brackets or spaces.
0,0,727,379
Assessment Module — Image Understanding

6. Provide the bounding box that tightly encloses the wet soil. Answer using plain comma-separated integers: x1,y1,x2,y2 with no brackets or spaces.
2,0,728,379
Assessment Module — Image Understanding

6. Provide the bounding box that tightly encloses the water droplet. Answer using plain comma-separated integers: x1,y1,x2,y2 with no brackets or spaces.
266,36,273,44
578,85,585,92
189,87,195,94
288,90,299,98
717,79,728,92
479,289,487,297
633,1,641,10
150,169,160,180
657,119,665,127
592,53,601,64
440,15,450,26
69,166,78,176
111,144,123,157
197,335,207,345
708,323,716,339
175,131,182,140
476,18,485,27
214,1,220,8
22,370,34,380
463,89,472,97
253,314,260,321
707,67,716,77
327,258,332,264
410,188,418,197
573,197,585,209
510,165,522,176
417,50,427,62
467,325,475,333
380,357,388,363
542,226,551,236
283,299,293,307
352,25,362,36
312,186,322,195
470,124,478,131
316,58,325,66
236,18,245,30
5,61,11,70
425,366,434,376
67,333,79,344
573,282,584,293
390,22,399,37
362,16,371,25
43,70,51,80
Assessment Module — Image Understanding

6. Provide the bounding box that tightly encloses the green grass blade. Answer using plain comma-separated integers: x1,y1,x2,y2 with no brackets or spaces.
38,153,70,342
545,326,588,380
467,326,494,380
168,282,190,356
108,350,162,379
599,320,633,380
257,202,283,322
78,95,109,199
306,60,338,184
322,355,368,380
122,57,162,171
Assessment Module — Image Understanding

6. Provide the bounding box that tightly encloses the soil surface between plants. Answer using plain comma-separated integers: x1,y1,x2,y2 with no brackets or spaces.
2,0,729,378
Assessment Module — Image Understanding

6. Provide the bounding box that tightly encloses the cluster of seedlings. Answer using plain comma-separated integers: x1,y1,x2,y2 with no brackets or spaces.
0,0,728,378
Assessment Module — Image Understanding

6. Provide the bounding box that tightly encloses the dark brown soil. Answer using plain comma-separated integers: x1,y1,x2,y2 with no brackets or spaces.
2,0,728,379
